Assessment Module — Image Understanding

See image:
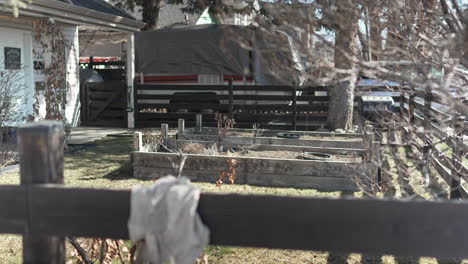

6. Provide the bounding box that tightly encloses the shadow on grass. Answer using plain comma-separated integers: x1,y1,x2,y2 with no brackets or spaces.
327,252,349,264
435,259,463,264
65,137,133,172
79,162,133,181
326,253,385,264
393,257,419,264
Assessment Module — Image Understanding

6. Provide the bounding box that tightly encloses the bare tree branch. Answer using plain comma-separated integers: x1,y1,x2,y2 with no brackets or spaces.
66,237,93,264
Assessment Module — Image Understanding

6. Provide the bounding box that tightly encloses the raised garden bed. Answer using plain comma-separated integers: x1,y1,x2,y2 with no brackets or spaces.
132,152,375,191
178,127,364,149
132,126,377,191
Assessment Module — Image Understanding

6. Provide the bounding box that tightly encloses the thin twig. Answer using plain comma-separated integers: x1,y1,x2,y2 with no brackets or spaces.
66,237,93,264
114,240,126,264
99,239,108,264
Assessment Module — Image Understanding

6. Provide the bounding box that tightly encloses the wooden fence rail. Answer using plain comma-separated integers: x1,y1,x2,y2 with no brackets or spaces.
390,89,467,199
5,121,468,263
4,184,468,260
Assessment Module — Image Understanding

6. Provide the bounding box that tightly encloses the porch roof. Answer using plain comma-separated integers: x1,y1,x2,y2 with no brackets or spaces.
0,0,145,32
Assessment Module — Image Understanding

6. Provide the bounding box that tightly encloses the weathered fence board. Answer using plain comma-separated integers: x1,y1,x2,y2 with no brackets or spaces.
133,152,363,176
185,127,363,138
0,185,26,234
28,185,131,239
134,84,329,129
245,173,357,190
4,185,468,259
132,152,373,190
137,120,325,131
132,165,369,192
395,91,467,199
167,139,366,155
135,84,330,92
177,134,364,149
429,157,468,198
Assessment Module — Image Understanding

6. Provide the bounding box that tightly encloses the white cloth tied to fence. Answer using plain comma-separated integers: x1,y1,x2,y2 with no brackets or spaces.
128,176,210,264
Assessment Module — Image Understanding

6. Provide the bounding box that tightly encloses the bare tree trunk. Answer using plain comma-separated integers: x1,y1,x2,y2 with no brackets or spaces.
369,2,382,61
326,0,358,130
463,23,468,68
358,27,370,61
439,0,458,33
141,0,162,30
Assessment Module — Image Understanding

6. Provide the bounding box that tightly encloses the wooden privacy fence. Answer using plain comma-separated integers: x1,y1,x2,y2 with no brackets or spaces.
5,121,468,263
134,83,403,129
384,87,467,199
134,82,331,130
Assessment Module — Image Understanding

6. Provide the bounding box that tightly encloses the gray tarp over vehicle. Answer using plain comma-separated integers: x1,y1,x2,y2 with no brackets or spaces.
134,24,304,85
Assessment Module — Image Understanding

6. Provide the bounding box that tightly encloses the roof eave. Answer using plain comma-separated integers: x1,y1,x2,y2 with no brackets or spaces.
0,0,145,32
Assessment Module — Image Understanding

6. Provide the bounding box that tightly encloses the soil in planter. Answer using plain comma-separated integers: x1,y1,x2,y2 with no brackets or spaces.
227,150,361,162
176,143,361,162
226,131,362,141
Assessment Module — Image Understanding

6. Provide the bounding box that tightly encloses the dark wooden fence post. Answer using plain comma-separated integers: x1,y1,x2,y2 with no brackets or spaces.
409,93,415,126
124,83,129,126
18,121,65,264
292,82,297,131
450,115,465,199
399,91,405,121
228,79,234,120
84,84,90,125
196,114,203,133
178,119,185,135
423,85,432,131
88,56,94,69
133,79,138,127
161,123,169,145
364,124,375,162
398,92,410,143
420,86,433,186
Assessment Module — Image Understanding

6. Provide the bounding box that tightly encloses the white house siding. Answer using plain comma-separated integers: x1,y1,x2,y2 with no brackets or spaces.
0,26,34,126
32,30,48,121
32,23,80,126
63,24,80,127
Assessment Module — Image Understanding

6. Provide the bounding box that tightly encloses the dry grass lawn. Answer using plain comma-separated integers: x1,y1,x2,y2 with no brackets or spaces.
0,136,464,264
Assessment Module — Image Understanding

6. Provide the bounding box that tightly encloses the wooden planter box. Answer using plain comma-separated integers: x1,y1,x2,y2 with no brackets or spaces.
185,127,363,138
167,139,365,155
177,134,364,149
132,151,376,191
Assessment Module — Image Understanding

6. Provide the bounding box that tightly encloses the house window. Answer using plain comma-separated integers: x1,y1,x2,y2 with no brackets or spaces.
4,47,21,70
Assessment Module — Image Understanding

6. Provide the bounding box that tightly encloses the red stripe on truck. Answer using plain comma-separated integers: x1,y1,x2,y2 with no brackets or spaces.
139,80,199,84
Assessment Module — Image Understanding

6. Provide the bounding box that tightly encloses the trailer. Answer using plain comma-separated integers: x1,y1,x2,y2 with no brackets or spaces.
134,24,307,113
135,24,305,85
